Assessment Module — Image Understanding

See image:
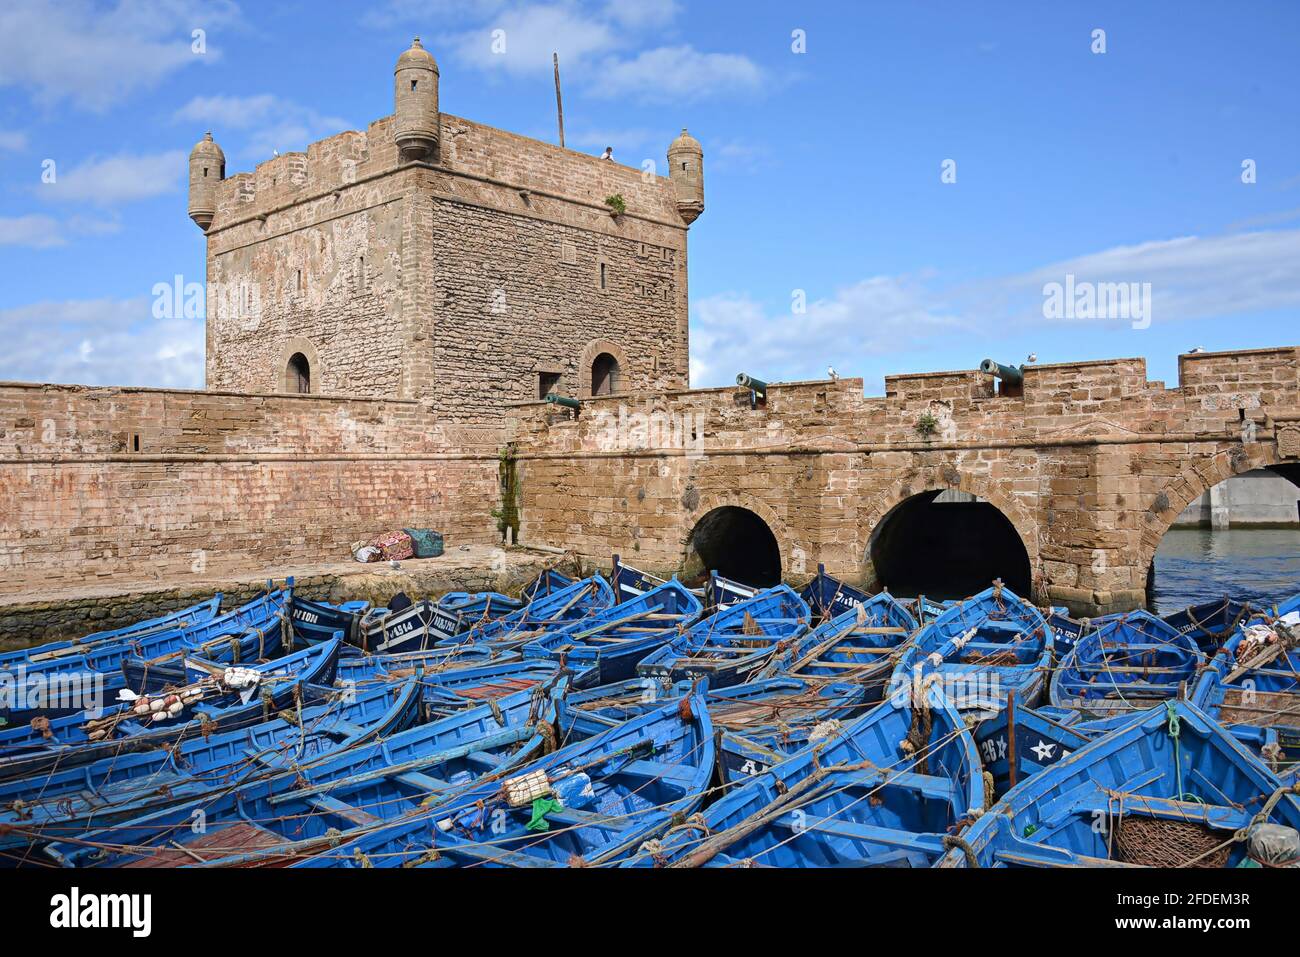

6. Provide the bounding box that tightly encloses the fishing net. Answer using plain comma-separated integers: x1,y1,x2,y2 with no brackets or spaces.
961,649,1020,667
1114,816,1231,867
1219,690,1300,728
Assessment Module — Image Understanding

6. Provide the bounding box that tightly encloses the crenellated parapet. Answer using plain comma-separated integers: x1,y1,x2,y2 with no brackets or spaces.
505,347,1300,616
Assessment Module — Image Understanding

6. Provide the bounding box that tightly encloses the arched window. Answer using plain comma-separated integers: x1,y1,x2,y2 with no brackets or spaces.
591,352,620,396
285,352,311,394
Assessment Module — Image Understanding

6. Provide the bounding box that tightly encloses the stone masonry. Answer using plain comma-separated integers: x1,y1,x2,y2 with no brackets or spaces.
1,40,1297,633
505,348,1300,616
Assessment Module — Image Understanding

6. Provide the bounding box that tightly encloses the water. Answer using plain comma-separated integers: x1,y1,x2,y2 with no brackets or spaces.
1151,528,1300,615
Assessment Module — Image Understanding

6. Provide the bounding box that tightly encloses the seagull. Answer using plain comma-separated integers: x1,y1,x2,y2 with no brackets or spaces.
1188,346,1206,354
1025,352,1038,364
827,366,838,381
273,149,279,157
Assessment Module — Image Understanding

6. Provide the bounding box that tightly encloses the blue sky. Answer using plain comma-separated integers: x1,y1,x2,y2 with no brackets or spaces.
1,0,1297,393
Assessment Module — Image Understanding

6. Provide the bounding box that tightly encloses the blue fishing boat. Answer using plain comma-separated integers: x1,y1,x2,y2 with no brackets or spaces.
560,674,868,785
707,571,759,610
973,696,1092,799
45,678,566,867
610,554,705,607
906,596,956,624
761,591,916,698
941,700,1300,867
416,658,577,718
1042,607,1089,658
335,644,499,686
797,564,871,622
890,581,1053,716
299,692,714,868
1191,612,1300,773
289,595,369,648
0,594,224,668
0,588,290,722
0,639,340,783
1160,597,1252,654
437,590,525,620
521,567,575,600
520,578,704,685
355,598,469,654
621,676,983,867
121,634,342,697
448,574,616,651
0,680,420,862
635,585,811,689
1050,610,1201,718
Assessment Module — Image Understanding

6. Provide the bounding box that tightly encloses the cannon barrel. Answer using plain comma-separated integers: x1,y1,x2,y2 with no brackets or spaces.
544,393,581,410
736,373,768,395
979,359,1023,386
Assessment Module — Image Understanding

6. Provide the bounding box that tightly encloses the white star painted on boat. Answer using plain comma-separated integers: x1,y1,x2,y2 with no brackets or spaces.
997,737,1008,759
1030,740,1057,761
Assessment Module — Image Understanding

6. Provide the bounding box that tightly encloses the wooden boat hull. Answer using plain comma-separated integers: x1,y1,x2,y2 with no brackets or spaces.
298,693,714,868
621,676,983,867
942,700,1300,868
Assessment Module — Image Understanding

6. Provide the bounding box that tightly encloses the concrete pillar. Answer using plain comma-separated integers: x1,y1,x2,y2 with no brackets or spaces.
1209,482,1230,530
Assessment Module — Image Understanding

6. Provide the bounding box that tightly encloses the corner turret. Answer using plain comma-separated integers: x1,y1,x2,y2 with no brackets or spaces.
394,37,440,162
667,128,704,225
188,131,225,231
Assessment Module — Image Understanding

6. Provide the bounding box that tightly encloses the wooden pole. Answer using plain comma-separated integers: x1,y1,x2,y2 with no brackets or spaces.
1006,690,1018,790
553,52,565,148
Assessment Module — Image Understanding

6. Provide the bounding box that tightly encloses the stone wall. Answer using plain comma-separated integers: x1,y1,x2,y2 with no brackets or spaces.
0,382,503,598
505,348,1300,615
204,114,691,417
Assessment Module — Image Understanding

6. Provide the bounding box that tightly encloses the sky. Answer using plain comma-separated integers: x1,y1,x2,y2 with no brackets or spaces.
0,0,1297,394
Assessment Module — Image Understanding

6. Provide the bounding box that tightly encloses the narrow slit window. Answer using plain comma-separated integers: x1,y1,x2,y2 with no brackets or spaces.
599,262,607,290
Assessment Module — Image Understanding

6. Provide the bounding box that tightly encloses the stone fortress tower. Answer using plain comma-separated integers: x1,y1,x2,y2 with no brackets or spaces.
188,38,703,421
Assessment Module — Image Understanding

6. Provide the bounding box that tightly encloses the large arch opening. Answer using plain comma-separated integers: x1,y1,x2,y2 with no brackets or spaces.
684,506,781,588
867,489,1031,599
1149,466,1300,614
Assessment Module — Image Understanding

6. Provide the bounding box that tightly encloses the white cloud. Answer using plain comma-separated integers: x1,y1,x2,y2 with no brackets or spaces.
594,45,763,102
691,277,964,387
430,1,762,102
450,3,619,74
690,229,1300,387
0,130,28,151
0,297,204,388
0,0,239,111
174,94,350,159
38,151,186,207
1000,229,1300,323
0,214,64,248
0,213,123,248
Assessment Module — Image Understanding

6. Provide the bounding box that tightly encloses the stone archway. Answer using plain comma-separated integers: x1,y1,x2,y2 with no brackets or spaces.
1138,444,1285,572
579,339,630,398
860,467,1040,600
680,491,790,588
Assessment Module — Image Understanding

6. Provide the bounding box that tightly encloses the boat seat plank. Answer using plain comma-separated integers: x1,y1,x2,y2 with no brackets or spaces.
305,794,382,827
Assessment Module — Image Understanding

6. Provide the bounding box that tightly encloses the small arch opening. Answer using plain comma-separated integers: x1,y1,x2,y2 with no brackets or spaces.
867,489,1031,599
591,352,620,396
684,506,782,588
285,352,312,394
1149,467,1300,613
